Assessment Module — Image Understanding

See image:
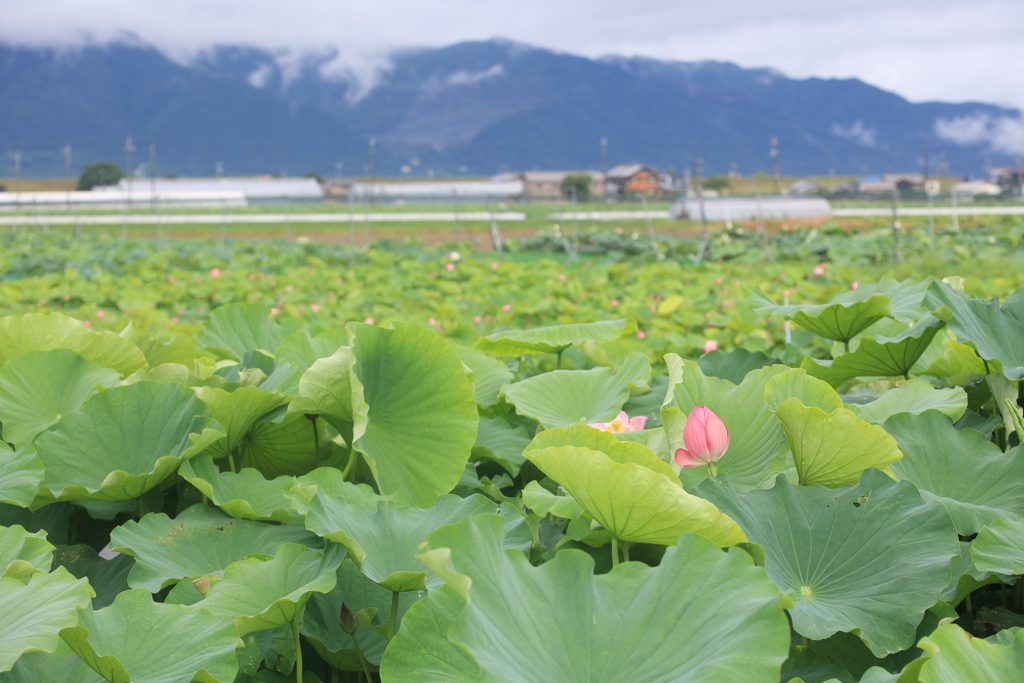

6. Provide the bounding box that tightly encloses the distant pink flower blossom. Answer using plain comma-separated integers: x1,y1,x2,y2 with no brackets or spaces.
610,300,620,307
270,307,280,316
82,320,92,328
95,311,105,319
674,406,730,470
851,281,859,290
491,262,499,269
310,304,321,312
589,411,647,433
364,317,375,324
637,330,646,339
446,263,455,271
474,315,482,323
429,317,438,326
715,278,723,286
558,274,566,281
782,289,790,297
172,317,180,323
502,304,511,312
167,276,175,284
702,340,718,353
248,274,255,280
813,266,825,277
210,268,221,278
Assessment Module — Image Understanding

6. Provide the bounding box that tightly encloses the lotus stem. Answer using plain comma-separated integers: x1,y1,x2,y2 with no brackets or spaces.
350,632,373,682
708,462,718,478
137,496,146,520
227,450,238,474
556,349,563,368
965,592,972,613
611,536,619,568
387,590,400,642
622,542,630,563
310,416,321,469
843,340,849,353
341,450,358,481
802,636,810,647
291,619,303,683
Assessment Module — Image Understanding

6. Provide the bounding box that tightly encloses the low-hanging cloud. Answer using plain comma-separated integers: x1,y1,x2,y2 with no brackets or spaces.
935,113,1024,156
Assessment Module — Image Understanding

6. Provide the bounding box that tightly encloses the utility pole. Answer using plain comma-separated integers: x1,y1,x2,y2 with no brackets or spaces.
368,138,376,206
769,137,780,194
891,188,903,263
693,150,710,264
600,136,608,174
149,143,157,211
124,134,135,213
12,152,21,232
61,145,72,218
922,136,929,183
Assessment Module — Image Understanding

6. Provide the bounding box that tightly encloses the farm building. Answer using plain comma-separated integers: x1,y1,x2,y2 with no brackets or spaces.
97,177,324,203
520,171,606,201
606,164,662,196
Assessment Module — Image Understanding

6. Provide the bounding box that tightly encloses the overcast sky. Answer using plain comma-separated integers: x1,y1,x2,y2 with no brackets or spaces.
3,0,1023,109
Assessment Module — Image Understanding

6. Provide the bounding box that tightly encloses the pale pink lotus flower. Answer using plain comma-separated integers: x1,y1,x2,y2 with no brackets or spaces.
851,281,859,290
589,411,647,433
310,304,321,312
702,339,718,353
782,289,790,297
813,266,825,277
270,308,280,316
167,276,175,284
429,317,438,326
637,329,646,339
611,300,620,307
249,274,256,281
210,268,221,278
364,317,375,324
491,262,499,269
674,406,730,474
502,304,511,312
172,317,181,323
95,311,105,319
446,263,455,272
83,320,92,328
474,315,482,323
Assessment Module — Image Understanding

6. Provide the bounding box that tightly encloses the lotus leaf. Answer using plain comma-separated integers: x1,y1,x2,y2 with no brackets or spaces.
522,480,585,519
971,516,1024,575
697,348,780,385
304,488,494,591
0,349,120,444
51,544,133,609
0,525,53,579
34,382,225,502
698,470,960,656
0,651,105,683
474,318,636,356
472,416,531,476
0,312,146,376
274,328,347,372
286,348,355,436
849,380,967,424
109,504,321,592
764,368,845,413
0,446,44,508
186,542,344,635
884,411,1024,535
524,424,681,484
349,321,478,507
194,385,290,461
179,455,299,524
411,514,789,683
749,291,892,345
61,588,240,683
219,410,325,478
195,303,284,361
916,623,1024,682
924,280,1024,380
831,277,931,324
0,567,93,673
455,345,513,407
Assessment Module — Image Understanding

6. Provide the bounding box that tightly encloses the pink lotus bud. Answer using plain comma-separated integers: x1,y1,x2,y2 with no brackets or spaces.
813,266,825,277
210,268,221,278
558,274,566,281
364,317,375,324
851,281,859,290
446,262,455,272
588,411,648,433
702,340,718,354
636,329,646,339
502,304,511,312
610,300,619,307
340,603,359,634
474,315,482,323
674,406,730,468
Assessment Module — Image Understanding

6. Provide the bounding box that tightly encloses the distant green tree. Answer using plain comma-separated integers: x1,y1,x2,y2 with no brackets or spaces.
702,175,731,192
561,174,592,201
305,171,325,183
76,162,124,191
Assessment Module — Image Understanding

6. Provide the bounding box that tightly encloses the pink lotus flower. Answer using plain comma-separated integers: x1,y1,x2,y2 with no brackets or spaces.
558,274,566,281
446,263,455,272
813,266,825,277
851,281,859,291
674,406,730,474
83,320,92,328
474,315,482,323
589,411,647,433
636,329,646,339
210,268,221,278
702,339,718,353
172,316,181,323
364,317,375,324
491,262,499,269
95,311,105,319
611,300,620,307
167,276,175,284
502,304,511,312
270,307,280,316
429,317,438,326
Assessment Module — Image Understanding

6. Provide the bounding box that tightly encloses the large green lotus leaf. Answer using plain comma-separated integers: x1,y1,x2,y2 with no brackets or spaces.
33,382,224,502
227,411,324,478
501,352,650,430
801,315,946,388
305,488,494,591
379,585,478,683
884,411,1024,535
455,345,513,407
0,503,68,545
109,504,321,592
920,338,989,382
524,424,681,484
0,313,147,376
667,357,791,490
764,368,845,413
412,514,789,683
525,444,744,546
0,567,93,673
971,516,1024,575
119,322,200,369
474,318,637,356
522,480,585,519
286,348,355,435
916,623,1024,682
780,646,855,683
349,322,478,508
274,328,347,373
179,456,299,524
774,398,902,487
831,277,931,325
61,588,239,683
302,560,424,670
749,291,892,344
0,651,105,683
51,544,133,609
849,381,967,424
698,470,960,656
286,469,404,517
0,525,53,579
0,349,120,444
698,348,780,385
187,542,343,635
0,446,44,508
195,303,284,362
472,416,531,476
194,385,290,458
924,281,1024,381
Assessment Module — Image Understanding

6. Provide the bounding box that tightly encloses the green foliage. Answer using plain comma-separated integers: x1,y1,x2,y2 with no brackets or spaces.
75,163,123,191
559,173,592,201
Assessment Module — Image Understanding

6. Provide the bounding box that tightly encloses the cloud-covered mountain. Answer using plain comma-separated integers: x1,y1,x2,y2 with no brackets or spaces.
1,39,1020,178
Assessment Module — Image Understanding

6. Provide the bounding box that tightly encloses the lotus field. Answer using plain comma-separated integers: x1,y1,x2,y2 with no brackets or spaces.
3,235,1024,682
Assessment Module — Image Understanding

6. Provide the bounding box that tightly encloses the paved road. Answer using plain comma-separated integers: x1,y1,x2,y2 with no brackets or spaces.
0,211,526,226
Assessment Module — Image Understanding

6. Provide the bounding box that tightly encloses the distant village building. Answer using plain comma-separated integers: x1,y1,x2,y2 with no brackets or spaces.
990,167,1024,193
788,179,824,196
952,180,1003,198
606,164,662,196
349,178,523,201
101,177,324,203
856,174,924,194
520,171,605,201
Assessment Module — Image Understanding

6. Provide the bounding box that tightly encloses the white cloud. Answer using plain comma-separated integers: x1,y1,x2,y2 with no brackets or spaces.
935,113,1024,155
446,64,504,86
831,121,878,147
2,0,1023,108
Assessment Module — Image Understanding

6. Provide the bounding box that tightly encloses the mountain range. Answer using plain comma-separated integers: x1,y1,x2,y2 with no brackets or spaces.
1,38,1020,178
